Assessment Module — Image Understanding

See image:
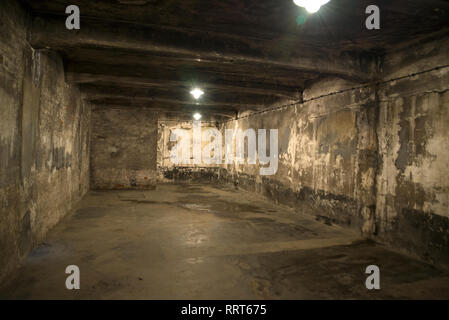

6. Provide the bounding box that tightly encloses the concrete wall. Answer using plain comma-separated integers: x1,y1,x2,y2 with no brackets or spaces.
91,107,158,189
219,79,378,232
0,0,91,283
217,36,449,267
375,37,449,266
157,120,222,182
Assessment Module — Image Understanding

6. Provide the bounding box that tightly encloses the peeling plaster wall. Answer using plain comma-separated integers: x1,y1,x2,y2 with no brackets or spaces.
219,78,378,231
0,0,91,283
217,36,449,267
157,120,222,182
375,37,449,266
91,107,158,189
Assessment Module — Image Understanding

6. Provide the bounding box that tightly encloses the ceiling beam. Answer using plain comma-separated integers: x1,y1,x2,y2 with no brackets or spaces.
31,14,376,82
86,96,269,111
92,104,234,121
80,84,285,109
66,60,304,98
68,72,301,99
90,101,237,118
62,47,313,87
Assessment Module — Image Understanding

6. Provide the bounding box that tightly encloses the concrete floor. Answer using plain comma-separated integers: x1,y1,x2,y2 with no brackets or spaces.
1,183,449,299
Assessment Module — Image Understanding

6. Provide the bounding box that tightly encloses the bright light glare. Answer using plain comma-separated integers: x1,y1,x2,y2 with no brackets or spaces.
193,113,202,120
190,88,204,100
293,0,330,13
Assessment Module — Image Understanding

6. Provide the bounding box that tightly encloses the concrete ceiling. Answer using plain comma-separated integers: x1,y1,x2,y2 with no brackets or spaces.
23,0,449,120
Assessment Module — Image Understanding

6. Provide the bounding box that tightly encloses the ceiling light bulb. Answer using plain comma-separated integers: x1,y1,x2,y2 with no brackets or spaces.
190,88,204,100
293,0,330,13
193,113,202,120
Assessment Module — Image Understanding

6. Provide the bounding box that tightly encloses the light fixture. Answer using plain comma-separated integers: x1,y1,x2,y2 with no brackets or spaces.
190,88,204,100
193,113,202,120
293,0,330,13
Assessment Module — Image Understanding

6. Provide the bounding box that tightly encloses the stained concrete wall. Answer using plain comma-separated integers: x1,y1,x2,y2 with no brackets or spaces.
157,120,222,181
0,0,91,283
219,78,378,232
91,107,158,189
217,36,449,267
375,37,449,266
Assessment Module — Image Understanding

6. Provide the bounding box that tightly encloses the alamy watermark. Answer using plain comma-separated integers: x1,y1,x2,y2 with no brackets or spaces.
65,5,80,30
65,265,80,290
365,265,380,290
169,121,279,176
365,5,380,30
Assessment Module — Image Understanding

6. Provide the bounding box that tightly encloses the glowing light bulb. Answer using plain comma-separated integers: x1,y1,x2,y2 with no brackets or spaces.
193,113,202,120
293,0,330,13
190,88,204,100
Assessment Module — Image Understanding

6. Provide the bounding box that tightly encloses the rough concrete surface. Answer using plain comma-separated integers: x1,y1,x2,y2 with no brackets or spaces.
0,0,91,284
157,120,221,180
1,184,448,300
375,38,449,267
91,107,158,189
219,78,377,234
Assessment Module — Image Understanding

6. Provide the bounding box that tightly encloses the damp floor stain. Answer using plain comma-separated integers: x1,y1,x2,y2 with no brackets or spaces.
1,183,449,299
